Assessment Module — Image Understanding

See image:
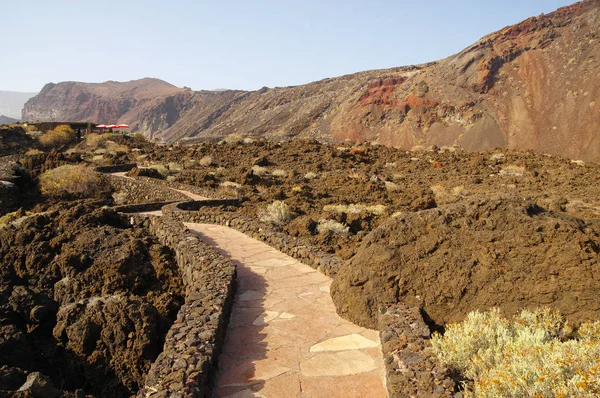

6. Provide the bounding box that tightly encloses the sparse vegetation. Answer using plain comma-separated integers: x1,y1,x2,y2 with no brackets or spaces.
323,203,387,216
317,219,350,235
259,200,293,226
384,181,401,192
499,164,526,177
432,308,600,397
303,172,317,180
220,181,241,189
84,133,107,150
272,169,288,178
148,164,170,177
252,165,268,176
39,165,109,199
199,156,213,167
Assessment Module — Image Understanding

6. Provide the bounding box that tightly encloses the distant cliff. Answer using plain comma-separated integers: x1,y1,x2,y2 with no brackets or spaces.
0,91,37,120
22,0,600,161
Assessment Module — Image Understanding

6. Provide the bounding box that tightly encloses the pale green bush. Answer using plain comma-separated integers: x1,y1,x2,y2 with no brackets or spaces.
317,219,350,235
259,200,292,226
432,308,600,397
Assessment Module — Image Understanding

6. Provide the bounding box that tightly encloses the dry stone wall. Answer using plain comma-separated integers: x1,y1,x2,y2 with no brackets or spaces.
108,175,189,204
378,304,458,398
162,201,343,277
130,215,236,398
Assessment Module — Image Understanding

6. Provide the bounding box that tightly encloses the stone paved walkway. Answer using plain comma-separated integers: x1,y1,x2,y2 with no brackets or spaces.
185,223,387,398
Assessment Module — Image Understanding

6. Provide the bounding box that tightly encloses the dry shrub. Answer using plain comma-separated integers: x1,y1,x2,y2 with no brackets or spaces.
224,134,243,144
40,165,109,199
148,164,169,177
431,184,465,203
24,125,37,133
132,133,147,141
25,149,43,155
220,181,241,189
384,181,401,192
199,156,213,167
112,191,128,205
84,133,107,150
105,143,130,155
252,165,268,176
167,162,183,173
304,172,317,180
323,204,387,216
39,125,75,147
432,308,600,397
317,219,350,235
499,164,527,177
272,169,288,178
259,200,292,226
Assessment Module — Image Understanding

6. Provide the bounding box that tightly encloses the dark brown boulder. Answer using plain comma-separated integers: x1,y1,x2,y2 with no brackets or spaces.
331,197,600,328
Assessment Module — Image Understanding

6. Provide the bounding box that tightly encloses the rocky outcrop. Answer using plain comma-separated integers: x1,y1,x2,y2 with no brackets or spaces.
331,197,600,329
22,1,600,162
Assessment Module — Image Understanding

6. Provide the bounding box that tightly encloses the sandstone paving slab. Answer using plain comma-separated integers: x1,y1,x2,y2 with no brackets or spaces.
184,223,386,397
309,334,380,353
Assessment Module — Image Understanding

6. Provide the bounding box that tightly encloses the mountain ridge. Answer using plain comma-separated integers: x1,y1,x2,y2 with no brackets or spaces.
22,0,600,161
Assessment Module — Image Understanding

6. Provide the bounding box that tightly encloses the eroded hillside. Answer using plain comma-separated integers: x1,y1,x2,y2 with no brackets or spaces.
22,0,600,161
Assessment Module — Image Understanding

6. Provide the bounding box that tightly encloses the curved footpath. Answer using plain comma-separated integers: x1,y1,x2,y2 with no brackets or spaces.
186,223,387,398
120,173,387,397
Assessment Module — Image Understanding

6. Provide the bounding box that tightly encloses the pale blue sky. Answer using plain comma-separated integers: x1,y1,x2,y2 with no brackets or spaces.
2,0,574,92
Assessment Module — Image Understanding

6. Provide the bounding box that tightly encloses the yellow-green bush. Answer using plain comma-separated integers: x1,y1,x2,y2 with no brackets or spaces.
39,125,75,147
432,308,600,397
40,165,109,199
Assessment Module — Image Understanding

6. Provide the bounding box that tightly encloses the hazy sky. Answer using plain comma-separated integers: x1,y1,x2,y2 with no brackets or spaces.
2,0,574,92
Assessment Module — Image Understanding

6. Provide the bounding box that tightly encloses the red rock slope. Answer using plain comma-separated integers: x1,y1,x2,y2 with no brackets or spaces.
23,0,600,161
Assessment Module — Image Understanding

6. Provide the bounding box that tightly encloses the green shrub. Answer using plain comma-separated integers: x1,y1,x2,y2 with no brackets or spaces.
40,165,109,199
432,308,600,397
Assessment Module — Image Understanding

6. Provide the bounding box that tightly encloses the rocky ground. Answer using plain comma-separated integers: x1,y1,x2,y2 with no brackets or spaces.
0,202,183,397
1,129,600,396
124,139,600,327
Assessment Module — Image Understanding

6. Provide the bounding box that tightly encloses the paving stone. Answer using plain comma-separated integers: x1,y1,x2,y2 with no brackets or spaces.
309,334,380,353
299,350,377,377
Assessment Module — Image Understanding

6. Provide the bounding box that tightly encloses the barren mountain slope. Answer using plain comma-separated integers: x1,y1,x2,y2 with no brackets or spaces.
22,0,600,161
